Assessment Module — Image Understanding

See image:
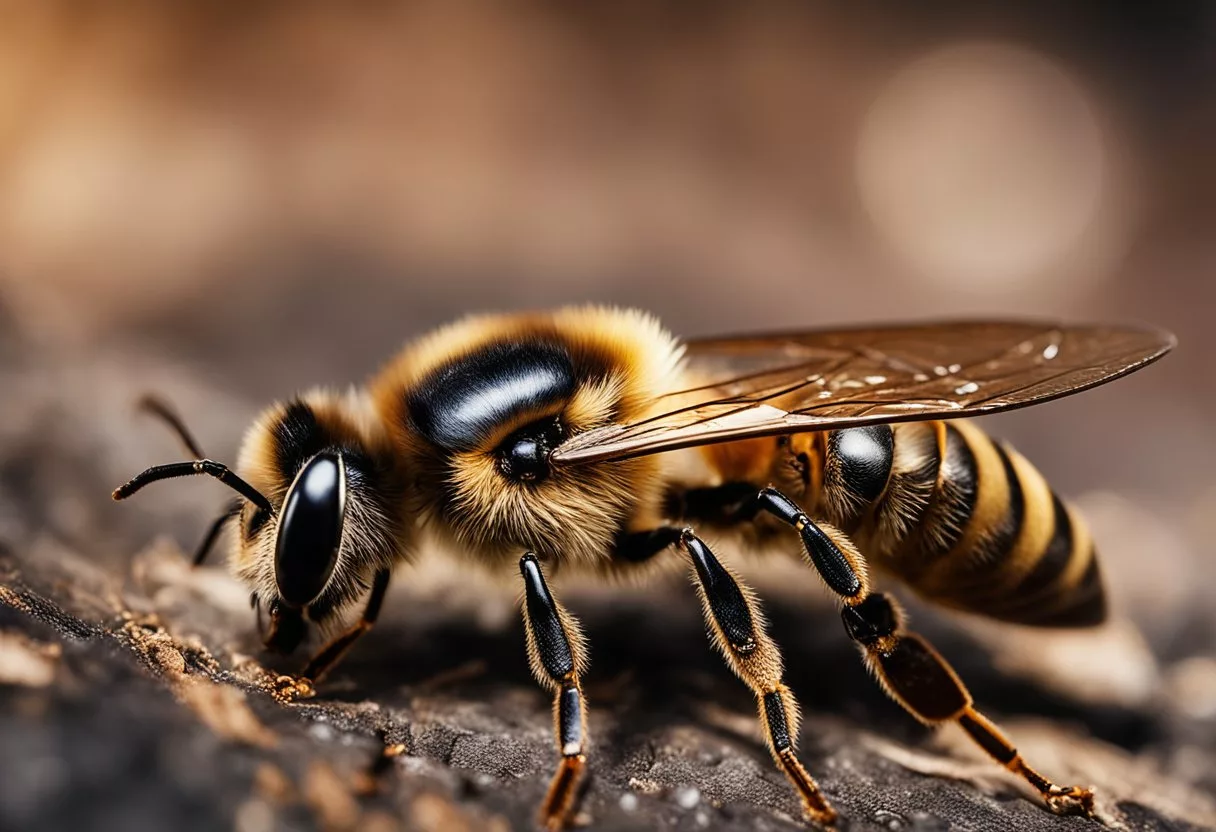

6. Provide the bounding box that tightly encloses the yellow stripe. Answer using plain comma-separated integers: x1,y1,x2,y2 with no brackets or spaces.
1054,504,1094,597
994,504,1097,621
968,444,1056,597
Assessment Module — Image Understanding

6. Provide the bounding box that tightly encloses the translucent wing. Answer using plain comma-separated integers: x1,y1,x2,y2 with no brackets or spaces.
551,320,1174,465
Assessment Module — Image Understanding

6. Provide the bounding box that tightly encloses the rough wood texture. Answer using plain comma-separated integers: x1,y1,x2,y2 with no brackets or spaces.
0,346,1213,832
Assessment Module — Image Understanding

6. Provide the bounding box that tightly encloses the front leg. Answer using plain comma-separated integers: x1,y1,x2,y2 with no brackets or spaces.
301,569,390,683
519,555,589,831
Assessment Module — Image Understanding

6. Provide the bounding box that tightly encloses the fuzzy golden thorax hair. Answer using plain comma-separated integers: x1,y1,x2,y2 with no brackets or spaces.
370,306,684,570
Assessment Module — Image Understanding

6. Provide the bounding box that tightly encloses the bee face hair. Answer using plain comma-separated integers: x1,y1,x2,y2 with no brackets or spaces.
234,389,409,634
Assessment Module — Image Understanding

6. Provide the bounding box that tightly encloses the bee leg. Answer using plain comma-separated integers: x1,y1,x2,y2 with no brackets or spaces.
520,554,589,832
612,526,683,563
746,487,870,600
679,529,837,826
840,591,1096,816
301,568,390,683
192,499,241,566
749,487,1095,814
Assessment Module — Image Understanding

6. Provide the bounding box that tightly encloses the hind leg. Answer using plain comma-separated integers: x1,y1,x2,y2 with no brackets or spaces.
841,592,1094,813
748,487,1095,815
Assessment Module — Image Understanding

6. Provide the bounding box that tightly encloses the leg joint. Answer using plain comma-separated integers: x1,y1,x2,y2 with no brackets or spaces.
755,487,863,598
840,592,899,647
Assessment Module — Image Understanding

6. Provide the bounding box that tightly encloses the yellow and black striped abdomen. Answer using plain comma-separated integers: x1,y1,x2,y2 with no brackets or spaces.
816,420,1106,628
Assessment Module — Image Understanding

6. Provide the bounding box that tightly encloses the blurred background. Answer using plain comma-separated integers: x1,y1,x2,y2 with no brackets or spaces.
0,3,1214,829
2,0,1212,637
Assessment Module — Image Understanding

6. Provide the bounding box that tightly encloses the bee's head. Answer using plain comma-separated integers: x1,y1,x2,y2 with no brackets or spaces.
115,392,409,655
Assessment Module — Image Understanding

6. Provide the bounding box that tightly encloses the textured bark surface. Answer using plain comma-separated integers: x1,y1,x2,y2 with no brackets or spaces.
0,347,1214,832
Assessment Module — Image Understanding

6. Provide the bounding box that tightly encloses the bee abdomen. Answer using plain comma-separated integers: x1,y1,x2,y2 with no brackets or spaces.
821,421,1105,628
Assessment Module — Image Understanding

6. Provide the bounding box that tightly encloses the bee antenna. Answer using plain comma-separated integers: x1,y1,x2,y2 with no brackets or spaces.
112,459,274,514
137,395,206,459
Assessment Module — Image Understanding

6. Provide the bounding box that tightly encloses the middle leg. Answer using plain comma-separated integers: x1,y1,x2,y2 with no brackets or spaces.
519,554,590,832
679,528,837,825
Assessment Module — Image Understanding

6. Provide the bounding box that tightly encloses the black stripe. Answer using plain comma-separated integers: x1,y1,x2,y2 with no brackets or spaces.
1025,552,1107,628
982,443,1026,561
924,424,979,555
1017,493,1074,595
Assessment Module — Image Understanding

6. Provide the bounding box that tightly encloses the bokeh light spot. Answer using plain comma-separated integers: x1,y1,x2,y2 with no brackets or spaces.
856,41,1110,292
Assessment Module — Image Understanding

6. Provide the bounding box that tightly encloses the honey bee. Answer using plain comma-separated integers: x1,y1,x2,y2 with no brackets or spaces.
114,307,1173,829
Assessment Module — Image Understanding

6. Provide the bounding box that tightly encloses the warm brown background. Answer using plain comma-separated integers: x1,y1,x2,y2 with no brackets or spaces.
0,3,1213,831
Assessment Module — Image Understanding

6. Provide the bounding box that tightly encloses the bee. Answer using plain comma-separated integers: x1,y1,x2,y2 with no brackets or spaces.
113,307,1173,829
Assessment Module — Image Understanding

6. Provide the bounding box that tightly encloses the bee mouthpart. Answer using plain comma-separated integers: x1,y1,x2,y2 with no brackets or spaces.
264,600,307,655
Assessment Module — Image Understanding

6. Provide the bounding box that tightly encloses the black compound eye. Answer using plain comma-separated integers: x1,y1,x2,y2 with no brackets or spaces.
275,452,345,607
502,435,549,481
497,418,562,483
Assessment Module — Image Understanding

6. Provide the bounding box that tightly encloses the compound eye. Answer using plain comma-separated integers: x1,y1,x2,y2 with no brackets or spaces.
275,452,345,607
497,418,562,483
502,435,549,481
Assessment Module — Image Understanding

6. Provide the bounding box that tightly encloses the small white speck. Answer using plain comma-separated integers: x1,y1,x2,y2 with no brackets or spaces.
864,375,886,385
675,786,701,810
817,390,832,399
839,379,865,388
695,809,711,827
954,381,980,395
948,363,962,373
1042,343,1060,360
310,724,335,742
619,793,639,812
933,365,948,376
913,373,929,382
